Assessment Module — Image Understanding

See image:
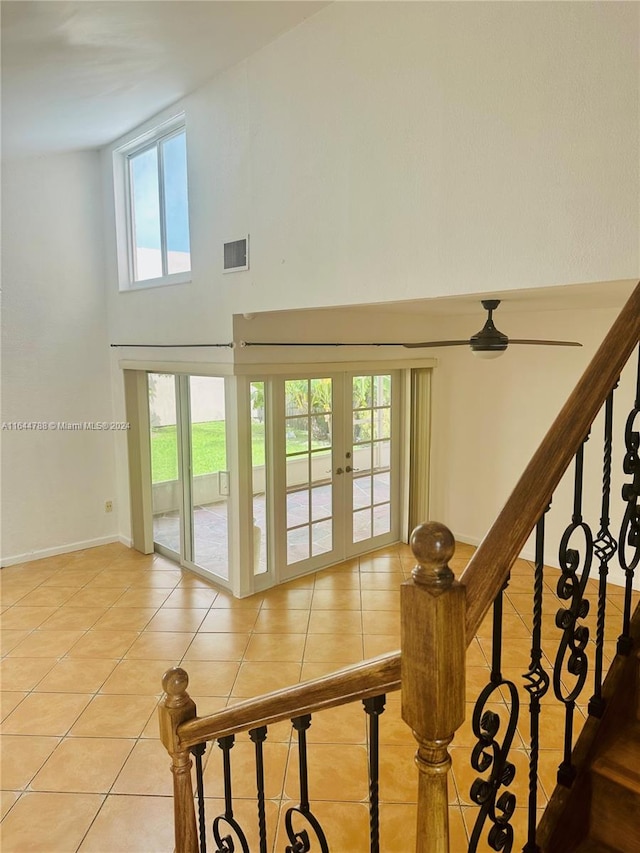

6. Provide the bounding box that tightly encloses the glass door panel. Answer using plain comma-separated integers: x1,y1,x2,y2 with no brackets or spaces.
250,381,268,575
349,373,394,549
148,373,181,556
272,371,399,580
284,378,334,568
148,373,232,586
188,376,229,580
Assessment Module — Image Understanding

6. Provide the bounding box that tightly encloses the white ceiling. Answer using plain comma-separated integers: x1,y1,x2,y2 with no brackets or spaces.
1,0,329,157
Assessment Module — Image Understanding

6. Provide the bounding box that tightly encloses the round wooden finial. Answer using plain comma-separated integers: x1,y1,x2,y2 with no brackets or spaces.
162,667,190,706
410,522,456,587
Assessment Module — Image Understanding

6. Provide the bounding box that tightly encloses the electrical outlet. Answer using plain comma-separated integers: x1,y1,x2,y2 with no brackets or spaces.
105,501,113,513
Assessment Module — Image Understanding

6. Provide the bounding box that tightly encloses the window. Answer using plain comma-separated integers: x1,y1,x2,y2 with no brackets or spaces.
116,117,191,288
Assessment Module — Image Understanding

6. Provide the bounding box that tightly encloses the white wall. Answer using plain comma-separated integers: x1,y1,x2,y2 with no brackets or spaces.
426,302,638,588
99,3,638,552
231,285,639,589
7,2,633,563
103,1,638,350
102,5,639,553
1,152,118,564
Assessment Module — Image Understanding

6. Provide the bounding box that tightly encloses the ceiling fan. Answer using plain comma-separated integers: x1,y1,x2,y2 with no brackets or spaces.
402,299,582,359
238,299,582,356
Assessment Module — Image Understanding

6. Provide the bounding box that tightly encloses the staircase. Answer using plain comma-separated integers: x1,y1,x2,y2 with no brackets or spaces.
536,625,640,853
569,652,640,853
590,723,640,851
159,281,640,853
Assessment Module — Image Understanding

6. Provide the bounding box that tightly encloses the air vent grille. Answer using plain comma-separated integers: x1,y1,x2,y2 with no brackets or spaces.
223,237,249,272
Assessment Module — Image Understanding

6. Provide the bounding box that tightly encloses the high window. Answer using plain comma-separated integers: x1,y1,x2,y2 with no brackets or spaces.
115,117,191,289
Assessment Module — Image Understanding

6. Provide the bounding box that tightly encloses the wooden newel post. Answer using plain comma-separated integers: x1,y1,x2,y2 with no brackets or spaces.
158,667,199,853
401,522,466,853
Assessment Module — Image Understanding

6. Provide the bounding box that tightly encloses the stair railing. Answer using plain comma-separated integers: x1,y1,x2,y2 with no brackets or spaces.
158,523,465,853
457,280,640,851
160,281,640,852
461,282,640,641
159,652,401,853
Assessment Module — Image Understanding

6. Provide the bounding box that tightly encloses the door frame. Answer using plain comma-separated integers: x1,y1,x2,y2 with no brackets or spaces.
267,369,404,582
123,357,434,597
146,371,235,591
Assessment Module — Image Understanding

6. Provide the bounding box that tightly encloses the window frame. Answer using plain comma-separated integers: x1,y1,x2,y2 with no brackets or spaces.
114,115,192,291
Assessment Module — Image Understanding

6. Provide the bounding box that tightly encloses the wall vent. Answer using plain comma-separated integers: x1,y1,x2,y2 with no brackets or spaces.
223,236,249,272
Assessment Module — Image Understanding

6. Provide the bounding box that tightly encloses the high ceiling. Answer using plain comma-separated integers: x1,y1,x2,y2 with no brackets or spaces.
1,0,329,157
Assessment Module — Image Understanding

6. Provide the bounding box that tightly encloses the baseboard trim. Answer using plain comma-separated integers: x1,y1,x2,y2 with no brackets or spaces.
1,535,123,568
453,533,637,590
454,532,538,563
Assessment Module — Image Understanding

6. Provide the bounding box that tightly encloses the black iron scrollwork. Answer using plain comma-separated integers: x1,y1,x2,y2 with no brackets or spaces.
553,440,593,787
212,816,250,853
469,580,519,853
618,347,640,656
469,682,520,853
212,735,250,853
285,715,329,853
284,807,330,853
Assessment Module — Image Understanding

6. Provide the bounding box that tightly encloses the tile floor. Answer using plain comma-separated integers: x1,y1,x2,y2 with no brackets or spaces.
0,540,636,852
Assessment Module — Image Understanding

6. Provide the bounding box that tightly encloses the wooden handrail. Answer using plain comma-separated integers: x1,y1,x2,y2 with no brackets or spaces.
461,280,640,643
175,651,401,750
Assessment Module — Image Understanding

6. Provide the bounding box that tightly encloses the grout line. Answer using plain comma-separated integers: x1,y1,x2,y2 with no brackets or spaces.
0,541,635,850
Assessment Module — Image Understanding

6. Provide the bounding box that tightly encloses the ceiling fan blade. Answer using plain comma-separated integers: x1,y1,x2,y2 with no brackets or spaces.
508,339,582,347
402,340,470,349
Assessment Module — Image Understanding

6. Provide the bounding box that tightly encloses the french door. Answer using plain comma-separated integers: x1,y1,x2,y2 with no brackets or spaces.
277,371,400,580
148,373,230,584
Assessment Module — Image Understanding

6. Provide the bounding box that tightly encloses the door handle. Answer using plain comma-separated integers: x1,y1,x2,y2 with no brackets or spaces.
345,466,360,473
335,467,344,475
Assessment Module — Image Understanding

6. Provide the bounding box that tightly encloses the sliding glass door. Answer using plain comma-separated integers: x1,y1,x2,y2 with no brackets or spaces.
148,373,230,583
188,376,229,579
149,373,182,556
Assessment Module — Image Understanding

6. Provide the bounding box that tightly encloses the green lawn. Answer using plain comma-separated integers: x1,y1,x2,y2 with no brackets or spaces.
150,420,330,483
150,421,245,483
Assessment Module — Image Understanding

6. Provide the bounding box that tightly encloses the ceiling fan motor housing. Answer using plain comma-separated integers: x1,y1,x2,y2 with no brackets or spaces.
471,300,508,352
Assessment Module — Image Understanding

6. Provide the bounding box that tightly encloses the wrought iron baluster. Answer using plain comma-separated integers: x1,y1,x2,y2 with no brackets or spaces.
363,695,386,853
522,511,551,853
249,726,268,853
553,438,593,787
590,387,618,717
469,576,519,853
490,575,505,685
191,742,208,853
617,346,640,656
212,734,250,853
285,715,329,853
